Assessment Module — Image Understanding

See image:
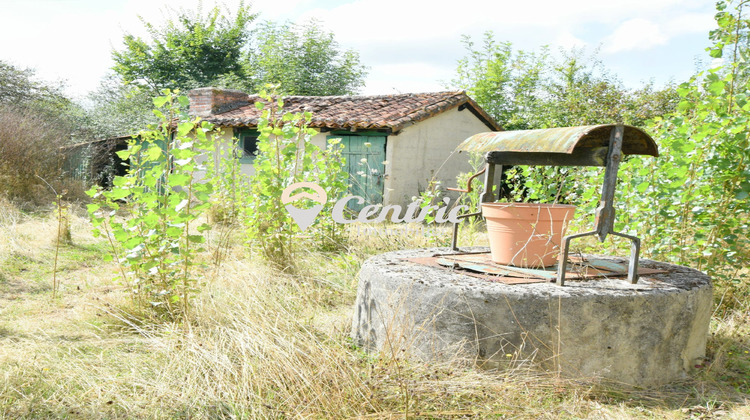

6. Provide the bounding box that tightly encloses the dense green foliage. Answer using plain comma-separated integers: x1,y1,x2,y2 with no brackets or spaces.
615,0,750,308
83,75,158,139
110,4,367,97
101,4,368,144
449,35,679,213
449,1,750,311
244,90,348,269
450,34,679,130
112,3,256,91
245,20,368,96
448,33,680,214
87,92,217,320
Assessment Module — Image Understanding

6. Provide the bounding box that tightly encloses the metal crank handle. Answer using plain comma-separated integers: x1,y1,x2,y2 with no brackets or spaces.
446,165,487,193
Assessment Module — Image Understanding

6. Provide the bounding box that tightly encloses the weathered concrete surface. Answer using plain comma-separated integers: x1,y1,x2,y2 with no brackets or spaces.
351,248,712,387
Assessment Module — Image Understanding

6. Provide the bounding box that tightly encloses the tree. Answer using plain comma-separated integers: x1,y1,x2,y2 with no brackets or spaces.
613,0,750,310
450,33,547,130
111,2,256,91
1,60,62,104
244,20,368,96
83,74,157,139
0,61,88,203
87,92,218,321
449,32,678,130
0,60,74,116
111,4,367,96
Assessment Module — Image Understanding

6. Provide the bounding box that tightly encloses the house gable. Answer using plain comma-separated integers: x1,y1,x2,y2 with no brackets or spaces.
187,87,501,208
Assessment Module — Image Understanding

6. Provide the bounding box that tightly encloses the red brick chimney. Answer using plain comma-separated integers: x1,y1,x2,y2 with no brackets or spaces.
188,87,250,117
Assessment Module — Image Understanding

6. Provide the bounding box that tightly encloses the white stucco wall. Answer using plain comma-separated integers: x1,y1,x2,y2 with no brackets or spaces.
384,107,492,208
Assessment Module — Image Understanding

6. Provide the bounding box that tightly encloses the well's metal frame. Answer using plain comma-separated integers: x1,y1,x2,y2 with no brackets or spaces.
449,124,659,285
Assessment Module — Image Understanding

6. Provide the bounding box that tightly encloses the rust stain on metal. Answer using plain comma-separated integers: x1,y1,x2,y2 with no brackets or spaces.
403,257,549,284
454,124,658,157
404,253,667,284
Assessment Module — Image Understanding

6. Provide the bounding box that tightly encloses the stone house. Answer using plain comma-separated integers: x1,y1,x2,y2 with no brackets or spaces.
189,87,501,209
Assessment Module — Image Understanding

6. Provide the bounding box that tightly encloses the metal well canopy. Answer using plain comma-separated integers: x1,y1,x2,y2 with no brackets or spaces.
449,124,659,283
455,124,658,158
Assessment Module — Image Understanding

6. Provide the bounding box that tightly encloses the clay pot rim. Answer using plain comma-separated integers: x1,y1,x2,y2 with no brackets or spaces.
481,202,577,210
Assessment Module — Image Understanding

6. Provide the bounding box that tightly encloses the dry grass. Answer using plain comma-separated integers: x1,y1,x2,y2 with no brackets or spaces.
0,200,749,418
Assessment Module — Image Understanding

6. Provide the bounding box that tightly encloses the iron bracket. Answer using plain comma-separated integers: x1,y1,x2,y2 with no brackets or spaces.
556,125,640,285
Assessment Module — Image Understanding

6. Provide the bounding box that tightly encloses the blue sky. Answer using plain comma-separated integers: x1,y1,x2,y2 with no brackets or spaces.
0,0,716,99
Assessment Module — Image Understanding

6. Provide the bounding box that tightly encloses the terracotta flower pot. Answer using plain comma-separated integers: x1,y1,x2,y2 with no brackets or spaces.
481,202,577,268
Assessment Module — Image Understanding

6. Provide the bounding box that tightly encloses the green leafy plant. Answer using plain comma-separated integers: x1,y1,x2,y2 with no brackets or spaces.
453,152,489,233
310,137,349,251
244,89,348,269
87,91,216,321
599,0,750,311
112,3,256,91
204,134,251,270
207,133,250,224
246,20,368,95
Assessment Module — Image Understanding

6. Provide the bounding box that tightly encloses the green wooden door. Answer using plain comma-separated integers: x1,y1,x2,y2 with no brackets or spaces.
330,135,386,212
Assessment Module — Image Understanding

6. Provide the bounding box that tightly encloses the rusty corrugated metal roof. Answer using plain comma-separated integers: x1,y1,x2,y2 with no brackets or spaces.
455,125,658,157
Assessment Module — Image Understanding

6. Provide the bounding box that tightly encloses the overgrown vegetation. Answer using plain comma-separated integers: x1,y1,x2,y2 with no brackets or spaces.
245,20,368,96
112,2,257,91
449,35,679,131
616,0,750,310
87,92,217,321
1,0,750,417
111,3,363,95
0,106,69,203
449,1,750,317
0,61,90,204
0,204,748,418
243,90,349,269
99,3,368,143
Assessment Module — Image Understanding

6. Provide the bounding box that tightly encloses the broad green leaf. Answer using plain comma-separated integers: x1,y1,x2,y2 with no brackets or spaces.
146,145,162,160
116,149,132,160
153,96,169,107
708,81,725,95
177,122,194,137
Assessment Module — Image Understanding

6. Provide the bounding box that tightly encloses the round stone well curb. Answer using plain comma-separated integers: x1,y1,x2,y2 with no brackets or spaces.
351,248,712,387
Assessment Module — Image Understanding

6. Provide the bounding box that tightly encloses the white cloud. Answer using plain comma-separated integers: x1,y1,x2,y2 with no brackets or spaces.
664,12,716,36
294,0,693,45
362,63,450,95
0,0,718,97
603,18,668,53
554,32,588,50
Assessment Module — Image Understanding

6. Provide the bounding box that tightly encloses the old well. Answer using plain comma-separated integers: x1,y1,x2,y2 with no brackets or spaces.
350,125,713,387
351,248,712,386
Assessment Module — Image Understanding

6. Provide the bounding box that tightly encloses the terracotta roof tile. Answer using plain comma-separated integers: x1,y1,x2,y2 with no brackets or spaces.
205,91,501,133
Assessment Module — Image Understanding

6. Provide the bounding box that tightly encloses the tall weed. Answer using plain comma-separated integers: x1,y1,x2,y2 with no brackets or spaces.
243,89,348,269
87,91,217,321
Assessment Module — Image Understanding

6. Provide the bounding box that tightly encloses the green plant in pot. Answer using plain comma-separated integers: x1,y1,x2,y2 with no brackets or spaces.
457,165,578,268
488,166,579,268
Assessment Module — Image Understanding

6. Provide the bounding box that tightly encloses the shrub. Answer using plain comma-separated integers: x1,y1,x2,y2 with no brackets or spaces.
0,105,70,204
243,90,348,269
88,91,217,321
